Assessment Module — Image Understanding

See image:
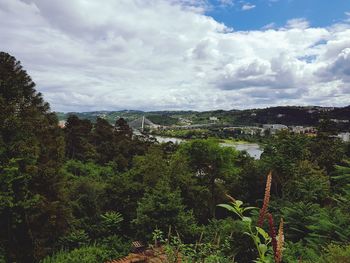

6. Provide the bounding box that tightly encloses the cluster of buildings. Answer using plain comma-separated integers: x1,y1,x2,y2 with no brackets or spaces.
57,115,349,143
225,124,350,142
265,124,317,135
224,124,317,137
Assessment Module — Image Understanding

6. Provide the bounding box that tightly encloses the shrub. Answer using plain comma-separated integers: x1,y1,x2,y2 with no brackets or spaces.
40,246,108,263
283,241,320,263
97,235,130,260
100,211,123,235
59,230,90,249
321,244,350,263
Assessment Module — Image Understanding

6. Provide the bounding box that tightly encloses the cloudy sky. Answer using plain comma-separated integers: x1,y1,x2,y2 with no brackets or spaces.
1,0,350,112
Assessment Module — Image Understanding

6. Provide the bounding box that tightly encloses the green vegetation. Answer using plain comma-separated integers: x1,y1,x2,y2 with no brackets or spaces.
1,52,350,262
151,128,210,139
57,106,350,132
146,114,179,126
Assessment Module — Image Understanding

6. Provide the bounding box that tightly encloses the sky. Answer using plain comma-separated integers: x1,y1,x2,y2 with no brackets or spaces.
1,0,350,112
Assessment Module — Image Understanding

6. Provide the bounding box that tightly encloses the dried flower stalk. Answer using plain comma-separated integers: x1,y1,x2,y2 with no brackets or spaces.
226,194,236,203
276,218,284,263
258,171,272,227
267,213,278,262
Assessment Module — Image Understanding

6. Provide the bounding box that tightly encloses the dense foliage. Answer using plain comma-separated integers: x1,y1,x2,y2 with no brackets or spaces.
58,106,350,132
1,52,350,262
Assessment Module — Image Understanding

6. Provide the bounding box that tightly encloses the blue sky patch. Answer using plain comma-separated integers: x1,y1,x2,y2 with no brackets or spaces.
207,0,350,30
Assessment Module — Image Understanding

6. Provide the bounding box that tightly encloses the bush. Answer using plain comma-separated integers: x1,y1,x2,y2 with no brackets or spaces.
98,235,130,260
0,247,5,263
133,181,198,241
59,230,90,249
100,211,123,235
202,218,248,259
321,244,350,263
40,246,108,263
283,241,320,262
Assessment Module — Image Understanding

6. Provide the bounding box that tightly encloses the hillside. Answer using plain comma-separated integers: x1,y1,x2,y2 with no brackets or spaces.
56,105,350,129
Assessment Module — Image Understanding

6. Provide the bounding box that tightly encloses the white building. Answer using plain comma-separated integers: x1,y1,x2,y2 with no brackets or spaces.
263,124,288,135
290,126,316,134
337,132,350,142
179,118,192,126
58,120,66,128
331,119,349,123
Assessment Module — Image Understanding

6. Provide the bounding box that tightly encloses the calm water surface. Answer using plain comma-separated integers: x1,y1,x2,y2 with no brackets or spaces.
152,136,185,144
220,142,263,160
152,136,263,159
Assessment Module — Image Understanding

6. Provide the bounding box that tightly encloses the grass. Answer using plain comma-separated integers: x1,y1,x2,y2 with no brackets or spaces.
219,139,251,145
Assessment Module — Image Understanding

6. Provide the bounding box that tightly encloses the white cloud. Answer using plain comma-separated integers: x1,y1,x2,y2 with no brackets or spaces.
218,0,234,7
345,11,350,22
285,18,310,29
242,3,256,11
262,22,276,30
0,0,349,111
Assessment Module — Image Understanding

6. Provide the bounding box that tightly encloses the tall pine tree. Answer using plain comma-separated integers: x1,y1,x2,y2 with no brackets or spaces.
0,52,70,262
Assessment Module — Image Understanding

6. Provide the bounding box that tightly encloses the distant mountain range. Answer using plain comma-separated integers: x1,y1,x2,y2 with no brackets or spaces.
56,105,350,130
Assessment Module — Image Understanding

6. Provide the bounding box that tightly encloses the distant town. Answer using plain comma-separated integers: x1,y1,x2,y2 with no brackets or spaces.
57,105,350,142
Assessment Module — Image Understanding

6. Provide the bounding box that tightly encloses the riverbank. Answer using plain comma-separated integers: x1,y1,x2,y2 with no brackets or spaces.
150,135,263,159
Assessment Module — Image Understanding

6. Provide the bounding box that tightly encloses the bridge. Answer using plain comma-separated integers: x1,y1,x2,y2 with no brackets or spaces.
128,116,160,132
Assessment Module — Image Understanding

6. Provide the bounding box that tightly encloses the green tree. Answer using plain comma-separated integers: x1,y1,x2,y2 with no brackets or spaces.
168,151,204,214
284,161,330,203
114,118,132,139
64,115,95,161
113,118,140,171
261,131,310,196
92,118,115,164
0,52,70,262
330,159,350,214
68,176,105,238
133,181,197,241
177,140,240,221
103,171,143,236
40,245,108,263
132,146,169,189
309,134,345,173
320,243,350,263
282,202,349,248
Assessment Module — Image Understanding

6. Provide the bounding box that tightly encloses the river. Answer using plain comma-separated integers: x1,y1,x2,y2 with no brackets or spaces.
219,142,263,160
152,135,185,144
152,136,263,160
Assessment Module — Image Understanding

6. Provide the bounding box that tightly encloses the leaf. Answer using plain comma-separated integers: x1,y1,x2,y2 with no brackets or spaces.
218,203,242,218
243,206,259,212
242,217,252,223
243,231,253,238
217,204,235,212
258,244,268,255
256,227,270,240
253,234,261,245
235,200,243,207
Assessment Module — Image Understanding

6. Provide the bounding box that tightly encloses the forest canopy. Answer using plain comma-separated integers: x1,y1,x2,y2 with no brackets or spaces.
0,52,350,263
